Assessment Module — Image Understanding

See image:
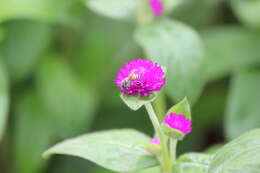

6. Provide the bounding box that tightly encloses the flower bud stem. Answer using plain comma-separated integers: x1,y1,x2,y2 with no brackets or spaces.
145,103,172,173
170,139,177,162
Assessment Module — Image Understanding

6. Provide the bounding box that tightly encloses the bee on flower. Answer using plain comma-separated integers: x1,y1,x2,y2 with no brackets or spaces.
115,58,166,97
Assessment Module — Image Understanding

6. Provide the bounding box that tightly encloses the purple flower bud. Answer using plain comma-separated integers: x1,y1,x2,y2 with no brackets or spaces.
164,113,192,135
149,138,160,145
115,58,166,96
149,0,164,17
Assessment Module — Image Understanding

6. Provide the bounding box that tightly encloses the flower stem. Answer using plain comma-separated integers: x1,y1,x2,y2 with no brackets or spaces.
144,103,172,173
170,139,177,162
137,0,152,25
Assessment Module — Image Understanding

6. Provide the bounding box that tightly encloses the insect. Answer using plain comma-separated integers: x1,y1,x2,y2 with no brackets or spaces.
122,71,142,90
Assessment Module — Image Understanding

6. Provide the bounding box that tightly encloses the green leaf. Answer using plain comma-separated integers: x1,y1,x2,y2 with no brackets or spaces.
135,18,205,104
43,129,158,172
14,91,53,173
231,0,260,29
86,0,182,21
120,93,156,111
172,0,221,27
0,61,8,140
36,56,98,137
0,0,84,24
229,165,260,173
75,15,135,83
208,128,260,173
167,98,191,119
0,27,4,43
201,26,260,81
204,144,223,154
132,167,160,173
225,69,260,140
0,20,52,82
86,0,139,20
172,153,211,173
163,0,182,13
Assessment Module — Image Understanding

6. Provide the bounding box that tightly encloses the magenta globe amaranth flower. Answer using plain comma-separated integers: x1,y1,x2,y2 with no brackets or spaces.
149,138,160,145
164,113,192,135
149,0,164,16
115,58,166,96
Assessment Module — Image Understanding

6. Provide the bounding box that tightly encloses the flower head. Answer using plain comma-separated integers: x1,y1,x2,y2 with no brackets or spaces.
115,58,166,96
164,113,192,135
149,138,160,145
149,0,164,16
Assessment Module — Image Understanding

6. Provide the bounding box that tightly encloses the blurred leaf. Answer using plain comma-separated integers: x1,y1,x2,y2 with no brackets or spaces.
132,167,160,173
86,0,139,20
172,0,221,28
231,0,260,29
0,27,4,42
229,165,260,173
192,84,227,128
208,128,260,173
0,20,52,82
120,93,156,111
177,83,228,154
0,0,84,24
163,0,182,13
86,0,183,21
201,26,260,81
225,69,260,140
75,14,135,83
14,91,52,173
48,157,99,173
172,153,211,173
0,61,8,140
36,56,98,137
204,144,223,155
43,129,158,172
135,18,205,104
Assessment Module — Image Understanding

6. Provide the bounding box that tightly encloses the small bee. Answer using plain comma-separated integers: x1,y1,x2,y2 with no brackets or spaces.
122,72,142,90
128,73,141,81
122,79,131,90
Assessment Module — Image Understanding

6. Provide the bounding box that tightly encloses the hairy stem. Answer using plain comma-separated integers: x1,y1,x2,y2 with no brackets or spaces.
170,139,177,163
145,103,171,173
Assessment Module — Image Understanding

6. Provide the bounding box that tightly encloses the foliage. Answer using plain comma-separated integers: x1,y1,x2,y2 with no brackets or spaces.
43,129,158,172
0,0,260,173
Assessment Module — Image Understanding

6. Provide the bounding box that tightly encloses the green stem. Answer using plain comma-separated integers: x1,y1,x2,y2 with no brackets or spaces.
137,0,152,25
144,103,172,173
170,139,177,163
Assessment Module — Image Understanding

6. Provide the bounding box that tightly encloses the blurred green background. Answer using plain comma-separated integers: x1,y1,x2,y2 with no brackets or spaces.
0,0,260,173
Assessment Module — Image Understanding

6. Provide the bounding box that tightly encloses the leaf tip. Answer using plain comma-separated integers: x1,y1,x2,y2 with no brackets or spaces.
42,149,52,159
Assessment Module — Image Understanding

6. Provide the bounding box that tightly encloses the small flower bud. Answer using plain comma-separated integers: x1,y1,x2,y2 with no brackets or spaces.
149,138,161,145
149,0,164,17
162,113,192,140
141,138,161,154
